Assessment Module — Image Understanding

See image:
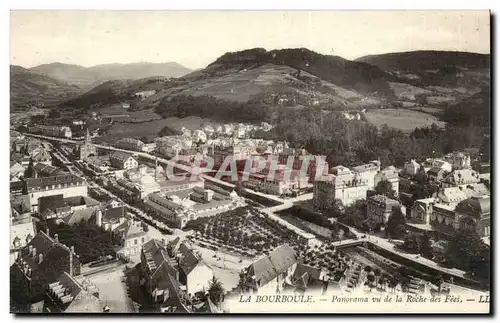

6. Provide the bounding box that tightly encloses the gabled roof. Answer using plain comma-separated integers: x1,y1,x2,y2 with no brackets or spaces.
26,174,85,190
39,194,66,214
110,151,135,165
177,243,205,276
102,206,127,223
63,206,100,226
244,244,297,289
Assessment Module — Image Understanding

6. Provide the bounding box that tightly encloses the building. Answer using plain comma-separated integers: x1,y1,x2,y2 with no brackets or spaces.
74,130,97,161
144,184,242,229
444,151,472,170
122,102,131,109
367,194,401,226
10,162,25,182
352,161,381,190
156,135,193,159
242,166,311,196
110,152,138,170
25,175,88,213
134,90,156,100
142,143,157,153
11,231,82,305
167,238,214,296
32,163,65,178
115,138,144,151
403,159,421,176
37,194,100,222
313,166,368,209
240,244,298,294
442,169,481,188
114,219,149,257
422,158,452,173
374,166,399,196
96,206,128,231
454,196,490,238
428,167,447,182
10,196,36,265
140,239,191,312
30,125,72,138
109,166,161,202
278,148,329,182
46,272,101,313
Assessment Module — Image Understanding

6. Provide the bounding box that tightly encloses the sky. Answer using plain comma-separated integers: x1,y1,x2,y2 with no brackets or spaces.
10,10,491,70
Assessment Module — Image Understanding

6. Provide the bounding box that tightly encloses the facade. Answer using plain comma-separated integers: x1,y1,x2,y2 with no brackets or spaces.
313,166,368,209
240,244,298,294
444,151,472,170
115,138,144,151
442,169,481,188
32,163,65,178
115,219,149,256
403,159,421,176
454,196,490,238
25,175,88,213
242,167,311,196
167,239,214,296
367,194,401,225
110,152,138,170
352,161,381,190
30,125,72,138
134,90,156,99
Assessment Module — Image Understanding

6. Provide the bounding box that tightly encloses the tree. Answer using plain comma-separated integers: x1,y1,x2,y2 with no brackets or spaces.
375,180,396,198
419,233,433,258
366,275,376,291
445,231,490,281
207,276,225,306
386,206,407,239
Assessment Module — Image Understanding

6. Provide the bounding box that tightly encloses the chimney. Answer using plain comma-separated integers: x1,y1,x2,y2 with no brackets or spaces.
28,245,33,255
96,210,102,227
38,253,43,264
54,234,59,242
32,247,37,259
69,246,74,276
46,228,50,237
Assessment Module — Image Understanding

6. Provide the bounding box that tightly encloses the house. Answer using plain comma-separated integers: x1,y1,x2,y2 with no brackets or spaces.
444,151,471,170
96,206,128,231
115,138,144,151
140,239,191,312
74,131,97,161
46,272,101,313
290,263,329,294
30,148,53,166
11,231,82,306
38,194,100,222
10,196,36,264
32,163,65,178
10,162,25,182
242,166,311,196
352,161,381,190
313,166,368,209
367,194,401,226
422,158,452,173
142,143,157,153
167,239,213,296
442,169,481,188
403,159,421,176
113,219,149,257
374,166,399,196
427,167,447,183
110,152,138,170
240,244,298,294
25,175,88,213
122,102,131,109
134,90,156,100
144,184,241,229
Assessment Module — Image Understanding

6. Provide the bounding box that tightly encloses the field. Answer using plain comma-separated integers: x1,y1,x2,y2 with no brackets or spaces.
96,116,221,143
364,108,446,132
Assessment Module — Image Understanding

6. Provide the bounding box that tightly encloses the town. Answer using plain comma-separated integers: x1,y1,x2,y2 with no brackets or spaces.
10,113,490,313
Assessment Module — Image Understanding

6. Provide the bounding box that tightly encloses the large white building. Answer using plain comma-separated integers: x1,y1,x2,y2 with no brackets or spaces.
25,175,88,213
313,166,369,209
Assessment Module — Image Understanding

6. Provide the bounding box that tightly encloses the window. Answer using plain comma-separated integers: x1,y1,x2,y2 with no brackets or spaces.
142,237,145,243
134,239,138,245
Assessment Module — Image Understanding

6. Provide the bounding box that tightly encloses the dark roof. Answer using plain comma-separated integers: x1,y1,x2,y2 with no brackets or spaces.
63,206,100,226
33,163,64,177
245,244,297,289
110,152,135,165
11,194,32,214
102,206,127,223
292,263,322,281
178,243,204,275
456,197,490,216
26,174,85,190
39,194,65,214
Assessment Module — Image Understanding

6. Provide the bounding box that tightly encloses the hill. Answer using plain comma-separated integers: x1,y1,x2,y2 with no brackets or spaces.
62,48,491,124
10,65,82,112
30,62,192,88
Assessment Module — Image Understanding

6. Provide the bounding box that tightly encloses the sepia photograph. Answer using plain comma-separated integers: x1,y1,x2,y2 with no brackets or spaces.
8,9,491,314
